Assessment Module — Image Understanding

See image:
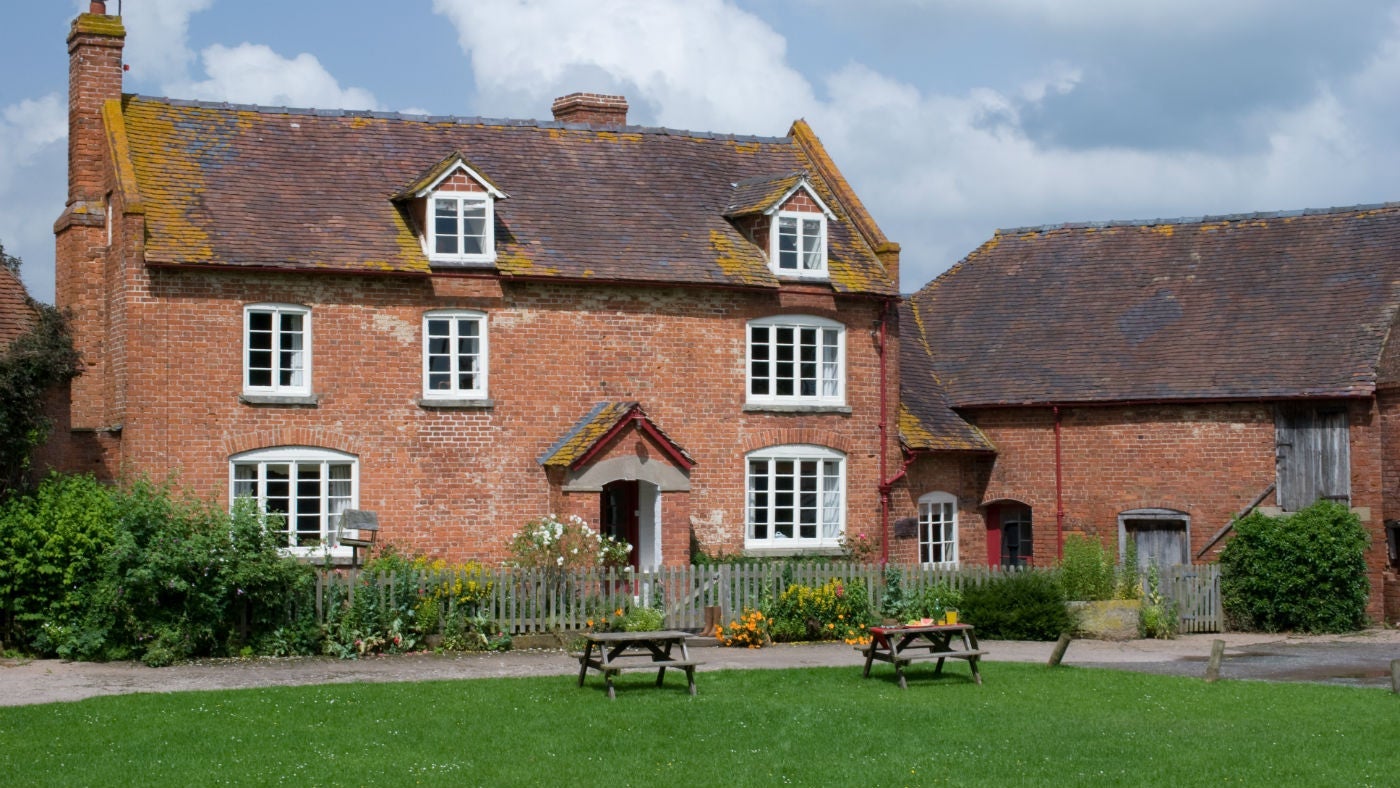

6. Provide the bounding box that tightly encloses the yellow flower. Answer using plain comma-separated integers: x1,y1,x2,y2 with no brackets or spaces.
615,608,624,616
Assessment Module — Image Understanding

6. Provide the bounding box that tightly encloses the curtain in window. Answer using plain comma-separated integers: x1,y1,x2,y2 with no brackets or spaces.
328,463,353,541
821,329,839,397
801,218,823,270
821,461,841,539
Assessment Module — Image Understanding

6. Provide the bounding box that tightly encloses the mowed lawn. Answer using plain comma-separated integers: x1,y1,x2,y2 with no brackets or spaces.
1,662,1395,786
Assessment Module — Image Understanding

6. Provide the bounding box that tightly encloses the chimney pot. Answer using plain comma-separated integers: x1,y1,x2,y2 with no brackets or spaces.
90,1,106,14
551,93,629,127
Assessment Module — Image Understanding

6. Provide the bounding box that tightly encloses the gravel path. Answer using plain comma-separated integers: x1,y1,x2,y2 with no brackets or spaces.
2,629,1397,706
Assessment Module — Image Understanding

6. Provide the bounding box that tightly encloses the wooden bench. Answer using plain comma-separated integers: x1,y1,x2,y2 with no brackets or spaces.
859,624,986,689
577,630,702,699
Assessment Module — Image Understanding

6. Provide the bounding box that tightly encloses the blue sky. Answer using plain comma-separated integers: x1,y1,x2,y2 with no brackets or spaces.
4,0,1400,302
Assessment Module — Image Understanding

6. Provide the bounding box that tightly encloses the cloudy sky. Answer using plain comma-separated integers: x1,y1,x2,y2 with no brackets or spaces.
4,0,1400,302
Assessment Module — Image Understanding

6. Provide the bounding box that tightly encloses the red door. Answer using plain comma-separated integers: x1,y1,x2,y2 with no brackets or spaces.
601,480,640,571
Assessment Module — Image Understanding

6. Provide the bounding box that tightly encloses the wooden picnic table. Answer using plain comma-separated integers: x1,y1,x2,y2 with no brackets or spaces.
576,630,702,699
857,623,986,689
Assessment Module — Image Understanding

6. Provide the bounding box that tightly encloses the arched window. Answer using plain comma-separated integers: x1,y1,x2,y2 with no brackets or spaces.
745,445,845,550
918,491,958,566
231,446,358,555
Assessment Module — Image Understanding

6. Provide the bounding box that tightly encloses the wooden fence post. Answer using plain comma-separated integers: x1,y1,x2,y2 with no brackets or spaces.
1390,658,1399,695
1047,632,1072,667
1205,639,1226,682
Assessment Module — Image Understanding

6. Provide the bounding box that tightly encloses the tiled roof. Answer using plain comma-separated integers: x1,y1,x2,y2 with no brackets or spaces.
116,96,894,295
724,171,807,216
0,265,37,349
905,203,1400,409
539,402,695,469
897,299,993,451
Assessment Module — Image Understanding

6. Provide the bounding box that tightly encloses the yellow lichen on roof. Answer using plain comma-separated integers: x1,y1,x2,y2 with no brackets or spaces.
543,403,631,467
123,102,215,263
103,100,144,215
899,404,937,447
496,247,538,275
789,119,888,249
348,116,376,130
1149,224,1175,237
731,140,761,155
962,234,1002,262
710,229,768,284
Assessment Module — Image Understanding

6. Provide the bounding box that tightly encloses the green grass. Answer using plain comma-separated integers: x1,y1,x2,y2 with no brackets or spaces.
1,663,1395,786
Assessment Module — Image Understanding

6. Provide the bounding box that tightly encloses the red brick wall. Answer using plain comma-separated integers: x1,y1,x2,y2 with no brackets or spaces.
82,263,892,566
899,400,1393,619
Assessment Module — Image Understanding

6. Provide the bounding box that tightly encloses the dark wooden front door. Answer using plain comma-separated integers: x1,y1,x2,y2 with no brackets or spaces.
601,480,640,571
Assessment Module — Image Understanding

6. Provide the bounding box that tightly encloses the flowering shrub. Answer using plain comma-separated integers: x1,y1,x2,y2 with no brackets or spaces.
839,531,879,563
715,609,770,648
766,578,873,645
587,604,664,633
507,514,632,570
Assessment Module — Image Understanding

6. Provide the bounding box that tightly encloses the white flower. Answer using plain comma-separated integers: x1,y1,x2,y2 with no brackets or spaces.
556,556,564,566
625,544,633,553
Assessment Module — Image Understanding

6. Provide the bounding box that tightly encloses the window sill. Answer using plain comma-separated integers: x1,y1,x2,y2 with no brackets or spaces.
239,393,319,407
743,404,851,415
418,397,495,409
742,545,845,557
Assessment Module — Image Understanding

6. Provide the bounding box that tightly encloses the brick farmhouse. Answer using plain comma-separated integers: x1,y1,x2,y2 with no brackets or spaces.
50,5,1399,621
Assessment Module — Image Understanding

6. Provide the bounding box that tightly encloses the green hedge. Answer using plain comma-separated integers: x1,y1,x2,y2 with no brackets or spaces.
1219,500,1369,633
959,571,1072,641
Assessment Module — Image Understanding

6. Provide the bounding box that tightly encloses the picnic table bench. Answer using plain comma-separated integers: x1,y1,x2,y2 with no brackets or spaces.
576,630,702,699
856,623,985,689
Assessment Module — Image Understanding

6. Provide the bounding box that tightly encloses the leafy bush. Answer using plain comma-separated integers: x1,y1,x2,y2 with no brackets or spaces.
0,244,81,494
321,551,509,657
765,578,873,644
1059,534,1140,601
1,474,317,665
0,474,115,648
959,571,1071,640
1219,500,1369,633
1138,565,1178,639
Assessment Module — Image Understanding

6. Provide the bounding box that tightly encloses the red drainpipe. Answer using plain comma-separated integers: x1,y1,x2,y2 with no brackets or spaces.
877,307,891,565
1053,404,1065,560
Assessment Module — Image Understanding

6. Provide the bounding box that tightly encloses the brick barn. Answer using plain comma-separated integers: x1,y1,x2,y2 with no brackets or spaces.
895,210,1400,621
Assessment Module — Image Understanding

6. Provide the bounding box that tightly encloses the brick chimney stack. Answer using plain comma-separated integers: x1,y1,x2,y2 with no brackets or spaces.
57,1,125,434
551,93,629,127
65,2,125,219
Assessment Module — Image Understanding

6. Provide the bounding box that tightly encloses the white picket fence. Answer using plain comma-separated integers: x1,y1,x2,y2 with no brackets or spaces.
316,561,1223,634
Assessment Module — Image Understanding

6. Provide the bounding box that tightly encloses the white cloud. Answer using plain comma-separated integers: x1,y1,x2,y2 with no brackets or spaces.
432,0,813,132
166,43,379,109
117,0,214,85
0,94,68,301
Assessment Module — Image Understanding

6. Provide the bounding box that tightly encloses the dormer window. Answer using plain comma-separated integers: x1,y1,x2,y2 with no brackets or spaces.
774,211,826,275
724,171,836,281
432,193,491,259
395,152,506,267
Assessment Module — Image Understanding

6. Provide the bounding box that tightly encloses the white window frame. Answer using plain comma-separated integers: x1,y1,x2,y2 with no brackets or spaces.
746,315,845,406
918,491,959,567
769,210,827,277
422,310,489,399
745,445,845,550
230,446,358,558
427,191,496,264
243,304,311,397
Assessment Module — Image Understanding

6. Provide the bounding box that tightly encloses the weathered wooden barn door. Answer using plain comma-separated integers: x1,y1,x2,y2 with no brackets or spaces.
1275,405,1350,511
